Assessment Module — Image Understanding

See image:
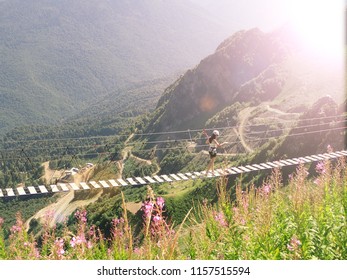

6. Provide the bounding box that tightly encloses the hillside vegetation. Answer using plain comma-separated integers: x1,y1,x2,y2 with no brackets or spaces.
0,22,345,261
0,157,346,260
0,0,230,134
145,26,344,134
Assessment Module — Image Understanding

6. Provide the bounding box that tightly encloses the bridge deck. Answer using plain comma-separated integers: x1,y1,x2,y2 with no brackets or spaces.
0,150,345,198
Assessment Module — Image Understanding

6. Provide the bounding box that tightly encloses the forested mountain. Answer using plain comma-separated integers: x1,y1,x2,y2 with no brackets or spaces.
0,18,345,253
0,0,231,134
144,25,344,136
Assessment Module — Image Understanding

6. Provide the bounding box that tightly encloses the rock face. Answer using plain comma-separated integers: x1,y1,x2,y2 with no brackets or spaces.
150,27,295,132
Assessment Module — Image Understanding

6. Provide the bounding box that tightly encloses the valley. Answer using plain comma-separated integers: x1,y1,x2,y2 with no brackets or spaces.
0,3,345,262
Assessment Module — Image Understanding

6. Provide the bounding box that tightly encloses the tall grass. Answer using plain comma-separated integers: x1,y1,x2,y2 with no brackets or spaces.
0,157,346,260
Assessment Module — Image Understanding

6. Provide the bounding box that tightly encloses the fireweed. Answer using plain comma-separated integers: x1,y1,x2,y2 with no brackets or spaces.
0,156,346,260
139,186,189,260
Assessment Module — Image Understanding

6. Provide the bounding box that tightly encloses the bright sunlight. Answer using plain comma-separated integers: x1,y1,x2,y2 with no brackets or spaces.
285,0,344,58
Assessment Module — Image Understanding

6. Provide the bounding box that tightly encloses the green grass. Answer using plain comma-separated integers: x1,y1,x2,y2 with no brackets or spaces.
0,158,346,260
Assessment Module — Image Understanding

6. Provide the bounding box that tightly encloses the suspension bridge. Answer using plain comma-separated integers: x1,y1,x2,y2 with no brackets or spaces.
0,149,346,198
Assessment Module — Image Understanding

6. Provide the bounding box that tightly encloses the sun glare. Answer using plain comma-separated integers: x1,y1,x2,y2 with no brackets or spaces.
285,0,344,59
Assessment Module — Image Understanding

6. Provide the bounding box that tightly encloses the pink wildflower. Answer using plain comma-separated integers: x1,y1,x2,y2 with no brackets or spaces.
112,218,123,226
287,236,301,251
0,217,4,227
262,184,272,195
315,161,326,174
214,211,228,227
74,209,87,223
34,247,40,259
54,238,65,257
156,197,165,209
10,224,21,233
70,235,86,247
142,201,154,218
152,214,161,225
70,237,76,248
89,225,95,237
134,247,141,255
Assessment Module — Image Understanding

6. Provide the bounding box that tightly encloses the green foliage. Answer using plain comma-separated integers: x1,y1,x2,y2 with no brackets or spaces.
205,102,245,128
0,0,231,135
159,149,195,175
122,157,158,179
0,160,346,260
0,195,57,239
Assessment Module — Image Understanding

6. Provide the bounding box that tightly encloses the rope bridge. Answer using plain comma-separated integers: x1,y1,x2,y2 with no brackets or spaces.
0,150,346,198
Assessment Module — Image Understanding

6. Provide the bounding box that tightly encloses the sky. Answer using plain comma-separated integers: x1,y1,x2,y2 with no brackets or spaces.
192,0,345,60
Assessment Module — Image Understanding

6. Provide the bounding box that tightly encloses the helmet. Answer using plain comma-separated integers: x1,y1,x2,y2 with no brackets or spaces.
213,130,220,136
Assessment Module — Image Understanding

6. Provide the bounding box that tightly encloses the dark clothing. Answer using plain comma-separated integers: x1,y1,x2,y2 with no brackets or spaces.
208,146,217,158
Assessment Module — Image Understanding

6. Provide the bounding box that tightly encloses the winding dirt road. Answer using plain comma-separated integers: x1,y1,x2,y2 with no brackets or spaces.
25,133,158,230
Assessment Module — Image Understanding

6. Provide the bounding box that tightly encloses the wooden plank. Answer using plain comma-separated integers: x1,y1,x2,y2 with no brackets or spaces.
273,161,285,167
50,185,59,193
266,162,279,168
212,171,221,176
193,172,202,177
144,176,157,184
58,183,69,192
38,185,48,193
218,169,230,175
317,154,330,160
245,165,258,171
108,179,119,187
329,152,341,157
225,168,237,174
251,164,266,170
185,173,195,178
177,173,189,180
153,175,164,183
231,167,244,173
161,175,173,182
99,181,110,188
27,186,37,194
6,188,15,197
17,187,26,196
310,155,324,161
305,156,317,161
279,160,291,166
117,179,128,186
297,157,311,163
238,166,252,172
126,178,138,186
69,183,80,191
323,153,337,159
80,182,90,190
90,181,101,188
260,163,273,169
135,177,147,185
286,159,300,165
170,174,181,181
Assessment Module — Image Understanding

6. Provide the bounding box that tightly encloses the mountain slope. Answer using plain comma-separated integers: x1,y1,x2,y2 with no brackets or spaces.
0,0,230,134
145,26,344,134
